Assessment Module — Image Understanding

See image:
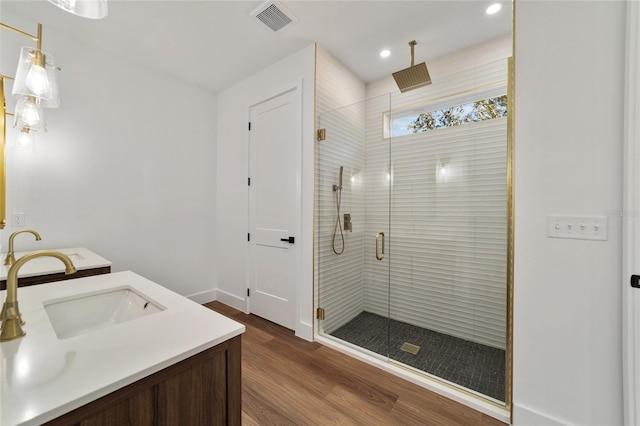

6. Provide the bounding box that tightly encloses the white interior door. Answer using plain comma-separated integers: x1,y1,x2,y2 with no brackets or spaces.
624,2,640,424
248,87,300,330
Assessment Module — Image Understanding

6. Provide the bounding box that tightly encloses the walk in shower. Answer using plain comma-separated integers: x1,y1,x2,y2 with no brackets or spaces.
315,57,512,405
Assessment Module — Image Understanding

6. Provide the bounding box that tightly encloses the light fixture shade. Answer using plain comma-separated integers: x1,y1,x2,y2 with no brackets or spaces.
12,47,60,108
13,96,47,132
47,0,108,19
14,127,36,152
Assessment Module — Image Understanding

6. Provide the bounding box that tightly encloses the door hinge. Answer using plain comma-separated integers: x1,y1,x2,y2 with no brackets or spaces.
247,288,250,297
248,177,251,186
316,307,325,320
248,122,251,131
632,275,640,288
248,233,250,242
317,128,326,141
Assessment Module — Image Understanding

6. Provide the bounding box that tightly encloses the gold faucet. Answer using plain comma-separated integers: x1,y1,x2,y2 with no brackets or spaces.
4,229,42,266
0,250,76,341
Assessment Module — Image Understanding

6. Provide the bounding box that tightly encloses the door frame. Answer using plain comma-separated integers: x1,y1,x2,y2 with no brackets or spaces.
623,1,639,424
246,79,303,331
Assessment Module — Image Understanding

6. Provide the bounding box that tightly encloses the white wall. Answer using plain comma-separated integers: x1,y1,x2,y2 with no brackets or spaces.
216,43,315,340
514,1,625,425
0,11,218,301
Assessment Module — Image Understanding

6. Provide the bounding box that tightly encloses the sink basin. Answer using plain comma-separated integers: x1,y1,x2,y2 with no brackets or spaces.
44,286,165,339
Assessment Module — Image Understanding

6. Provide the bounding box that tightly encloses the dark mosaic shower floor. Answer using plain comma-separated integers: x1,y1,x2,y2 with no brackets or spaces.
330,311,505,401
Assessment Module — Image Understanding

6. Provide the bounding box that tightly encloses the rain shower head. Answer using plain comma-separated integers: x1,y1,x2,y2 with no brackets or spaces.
392,40,432,93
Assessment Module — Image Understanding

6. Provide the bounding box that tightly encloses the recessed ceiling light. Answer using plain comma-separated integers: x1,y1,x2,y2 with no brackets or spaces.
486,3,501,15
380,49,391,58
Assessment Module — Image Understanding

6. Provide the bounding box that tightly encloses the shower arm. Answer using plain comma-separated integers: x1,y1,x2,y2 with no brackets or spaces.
409,40,416,67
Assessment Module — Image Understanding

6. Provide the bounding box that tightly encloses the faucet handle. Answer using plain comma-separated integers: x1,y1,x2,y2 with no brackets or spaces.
0,301,24,324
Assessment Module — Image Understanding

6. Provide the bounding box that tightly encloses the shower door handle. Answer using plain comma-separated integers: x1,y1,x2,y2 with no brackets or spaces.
375,232,385,260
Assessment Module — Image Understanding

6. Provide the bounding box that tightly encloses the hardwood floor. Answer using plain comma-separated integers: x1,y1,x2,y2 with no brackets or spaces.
204,301,507,426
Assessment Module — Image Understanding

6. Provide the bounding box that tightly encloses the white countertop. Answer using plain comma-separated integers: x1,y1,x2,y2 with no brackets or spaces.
0,247,112,280
0,271,245,425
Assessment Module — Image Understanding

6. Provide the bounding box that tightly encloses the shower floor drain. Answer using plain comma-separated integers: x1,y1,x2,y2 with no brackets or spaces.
400,342,420,355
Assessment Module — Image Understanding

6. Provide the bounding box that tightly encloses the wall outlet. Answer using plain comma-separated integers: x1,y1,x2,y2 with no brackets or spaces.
12,213,25,227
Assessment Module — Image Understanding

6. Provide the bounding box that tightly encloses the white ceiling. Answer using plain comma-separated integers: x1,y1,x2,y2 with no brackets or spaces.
2,0,512,93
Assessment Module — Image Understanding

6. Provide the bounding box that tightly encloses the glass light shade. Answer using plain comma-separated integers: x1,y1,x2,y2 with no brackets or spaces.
12,47,60,108
15,127,36,152
47,0,108,19
13,96,47,132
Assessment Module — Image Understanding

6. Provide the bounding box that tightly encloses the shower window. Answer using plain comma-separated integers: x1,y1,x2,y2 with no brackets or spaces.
384,91,507,138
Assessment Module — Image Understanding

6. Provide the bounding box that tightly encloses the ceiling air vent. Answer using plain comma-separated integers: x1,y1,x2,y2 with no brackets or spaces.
251,1,298,33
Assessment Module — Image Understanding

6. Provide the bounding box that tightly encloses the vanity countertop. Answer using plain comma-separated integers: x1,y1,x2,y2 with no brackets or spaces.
0,247,112,280
0,271,245,425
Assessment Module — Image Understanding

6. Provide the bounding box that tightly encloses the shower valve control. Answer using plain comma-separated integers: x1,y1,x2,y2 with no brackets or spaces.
344,213,352,232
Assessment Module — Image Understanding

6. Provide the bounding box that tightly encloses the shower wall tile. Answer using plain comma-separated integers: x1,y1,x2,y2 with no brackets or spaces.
315,45,367,333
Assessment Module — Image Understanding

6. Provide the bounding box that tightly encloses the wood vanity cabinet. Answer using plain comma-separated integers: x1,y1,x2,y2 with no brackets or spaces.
44,335,241,426
0,266,111,291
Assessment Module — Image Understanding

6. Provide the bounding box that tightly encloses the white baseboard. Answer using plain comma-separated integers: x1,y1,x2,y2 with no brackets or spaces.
295,320,313,342
215,289,246,312
187,289,217,304
513,404,566,426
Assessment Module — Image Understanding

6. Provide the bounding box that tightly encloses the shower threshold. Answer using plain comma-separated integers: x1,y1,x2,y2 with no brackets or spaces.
328,311,505,402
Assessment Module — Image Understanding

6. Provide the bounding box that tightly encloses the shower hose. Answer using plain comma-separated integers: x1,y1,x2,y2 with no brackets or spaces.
332,187,345,255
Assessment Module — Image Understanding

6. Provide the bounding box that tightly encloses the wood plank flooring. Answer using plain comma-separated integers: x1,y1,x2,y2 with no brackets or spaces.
204,301,507,426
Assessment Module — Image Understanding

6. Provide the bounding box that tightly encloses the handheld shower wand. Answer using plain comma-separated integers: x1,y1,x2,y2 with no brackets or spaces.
333,166,343,191
332,166,345,255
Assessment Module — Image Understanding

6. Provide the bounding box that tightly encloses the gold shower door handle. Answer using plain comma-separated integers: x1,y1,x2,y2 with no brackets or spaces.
375,232,385,260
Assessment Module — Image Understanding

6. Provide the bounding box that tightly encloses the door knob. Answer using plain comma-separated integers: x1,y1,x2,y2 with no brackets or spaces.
280,237,295,244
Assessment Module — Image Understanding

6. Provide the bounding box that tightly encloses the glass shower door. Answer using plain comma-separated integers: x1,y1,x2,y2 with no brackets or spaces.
385,76,508,402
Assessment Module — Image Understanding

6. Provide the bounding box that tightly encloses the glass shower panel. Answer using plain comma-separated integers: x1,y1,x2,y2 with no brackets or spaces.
386,61,508,403
386,118,508,401
316,94,391,360
316,58,508,404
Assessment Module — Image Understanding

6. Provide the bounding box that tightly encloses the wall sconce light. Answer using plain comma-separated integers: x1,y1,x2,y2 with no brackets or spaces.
1,22,61,229
47,0,108,19
15,127,37,152
14,96,47,132
436,159,451,183
13,47,60,108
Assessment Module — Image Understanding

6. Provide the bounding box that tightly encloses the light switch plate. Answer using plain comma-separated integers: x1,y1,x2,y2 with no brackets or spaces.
547,215,608,241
